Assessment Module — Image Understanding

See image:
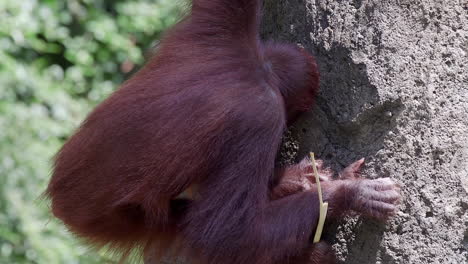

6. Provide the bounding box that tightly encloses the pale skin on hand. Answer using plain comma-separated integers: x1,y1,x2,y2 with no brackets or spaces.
337,159,400,220
271,156,400,263
278,156,400,221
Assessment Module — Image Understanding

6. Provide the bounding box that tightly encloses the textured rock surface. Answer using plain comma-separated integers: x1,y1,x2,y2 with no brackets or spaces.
263,0,468,263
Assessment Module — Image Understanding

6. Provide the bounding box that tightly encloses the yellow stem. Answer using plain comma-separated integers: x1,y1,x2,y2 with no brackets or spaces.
310,152,328,243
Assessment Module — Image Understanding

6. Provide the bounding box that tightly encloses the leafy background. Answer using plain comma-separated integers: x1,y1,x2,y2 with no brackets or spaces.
0,0,185,263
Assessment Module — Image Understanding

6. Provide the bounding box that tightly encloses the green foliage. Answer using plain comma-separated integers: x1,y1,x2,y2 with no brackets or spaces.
0,0,185,263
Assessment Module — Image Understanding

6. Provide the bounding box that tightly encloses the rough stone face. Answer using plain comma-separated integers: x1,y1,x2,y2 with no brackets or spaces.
263,0,468,263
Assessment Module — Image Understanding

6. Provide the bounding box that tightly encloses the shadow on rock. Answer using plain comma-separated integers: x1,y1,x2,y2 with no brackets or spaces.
290,44,404,172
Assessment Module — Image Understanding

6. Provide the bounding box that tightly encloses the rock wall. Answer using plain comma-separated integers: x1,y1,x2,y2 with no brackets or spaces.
263,0,468,263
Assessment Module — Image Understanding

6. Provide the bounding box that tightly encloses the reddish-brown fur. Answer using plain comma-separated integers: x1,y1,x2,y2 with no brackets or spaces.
46,1,400,263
